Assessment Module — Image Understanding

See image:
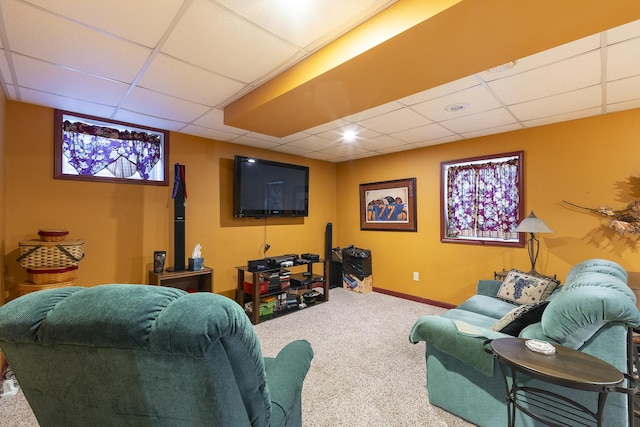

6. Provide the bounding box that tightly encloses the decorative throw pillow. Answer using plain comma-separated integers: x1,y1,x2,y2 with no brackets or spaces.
491,301,550,336
497,269,559,305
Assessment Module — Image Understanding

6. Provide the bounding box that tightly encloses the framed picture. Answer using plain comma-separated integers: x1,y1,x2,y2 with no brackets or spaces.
360,178,417,231
54,109,169,186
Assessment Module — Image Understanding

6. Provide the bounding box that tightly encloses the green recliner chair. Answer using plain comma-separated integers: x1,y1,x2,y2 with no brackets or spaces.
0,284,314,426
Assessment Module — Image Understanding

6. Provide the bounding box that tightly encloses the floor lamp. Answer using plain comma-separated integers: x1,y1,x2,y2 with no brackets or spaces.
515,211,553,274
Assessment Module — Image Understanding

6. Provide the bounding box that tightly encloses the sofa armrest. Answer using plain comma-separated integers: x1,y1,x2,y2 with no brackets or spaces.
476,280,503,297
409,315,506,376
265,339,313,427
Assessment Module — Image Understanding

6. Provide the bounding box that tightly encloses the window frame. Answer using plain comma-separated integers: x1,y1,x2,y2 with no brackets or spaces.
440,150,525,247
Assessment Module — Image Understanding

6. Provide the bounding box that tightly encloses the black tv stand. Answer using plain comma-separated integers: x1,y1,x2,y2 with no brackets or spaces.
236,259,328,325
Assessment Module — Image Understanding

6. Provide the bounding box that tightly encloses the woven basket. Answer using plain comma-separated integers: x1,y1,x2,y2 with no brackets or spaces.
17,280,77,296
26,266,78,284
17,239,85,268
38,229,69,242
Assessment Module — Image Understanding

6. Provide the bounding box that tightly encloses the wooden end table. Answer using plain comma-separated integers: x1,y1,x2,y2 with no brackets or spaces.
488,337,636,426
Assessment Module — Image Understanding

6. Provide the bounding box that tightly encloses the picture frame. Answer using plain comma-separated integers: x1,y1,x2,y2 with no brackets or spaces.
54,109,169,186
360,178,417,231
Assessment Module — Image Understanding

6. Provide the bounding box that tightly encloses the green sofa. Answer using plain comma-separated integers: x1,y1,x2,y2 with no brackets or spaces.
409,259,640,427
0,284,313,427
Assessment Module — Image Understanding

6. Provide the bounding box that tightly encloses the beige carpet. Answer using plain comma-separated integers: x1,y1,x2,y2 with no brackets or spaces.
0,287,472,426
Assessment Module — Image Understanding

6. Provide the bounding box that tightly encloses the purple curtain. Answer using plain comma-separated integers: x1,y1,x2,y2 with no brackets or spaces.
446,158,519,240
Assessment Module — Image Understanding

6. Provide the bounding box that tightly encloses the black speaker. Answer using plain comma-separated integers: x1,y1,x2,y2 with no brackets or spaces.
171,164,186,271
325,222,342,288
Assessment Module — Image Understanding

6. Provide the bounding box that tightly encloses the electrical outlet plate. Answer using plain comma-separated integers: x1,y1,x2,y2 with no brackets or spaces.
413,272,419,281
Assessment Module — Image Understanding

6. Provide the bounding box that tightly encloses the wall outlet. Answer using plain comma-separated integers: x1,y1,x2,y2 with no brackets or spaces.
413,272,419,281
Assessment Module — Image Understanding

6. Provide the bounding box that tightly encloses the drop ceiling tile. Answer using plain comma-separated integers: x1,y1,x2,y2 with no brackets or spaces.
304,150,341,161
410,85,501,122
161,0,300,83
607,37,640,81
390,123,454,143
607,19,640,45
304,118,352,135
13,55,129,106
120,87,210,123
113,109,186,131
193,108,248,135
398,76,480,106
522,107,601,128
479,35,601,82
0,50,12,85
488,51,601,105
228,135,281,150
608,75,640,104
342,101,404,122
441,108,516,134
179,124,240,141
317,125,380,142
23,0,185,48
270,144,314,157
412,134,463,148
3,0,152,83
358,107,430,134
352,134,405,150
138,54,246,107
608,98,640,112
510,86,602,121
19,87,116,118
461,123,522,139
375,143,417,155
4,84,17,99
315,143,369,157
284,135,341,151
216,0,392,48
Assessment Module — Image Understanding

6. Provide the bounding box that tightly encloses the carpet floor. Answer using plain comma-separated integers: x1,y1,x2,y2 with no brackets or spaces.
0,287,473,426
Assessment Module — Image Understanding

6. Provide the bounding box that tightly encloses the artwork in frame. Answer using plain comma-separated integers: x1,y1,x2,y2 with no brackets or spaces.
54,109,169,186
360,178,417,231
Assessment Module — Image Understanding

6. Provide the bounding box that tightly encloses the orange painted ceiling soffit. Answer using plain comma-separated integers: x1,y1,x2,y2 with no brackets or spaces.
224,0,640,137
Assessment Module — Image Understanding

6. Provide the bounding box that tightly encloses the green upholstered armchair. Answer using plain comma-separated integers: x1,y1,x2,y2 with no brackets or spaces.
0,284,313,427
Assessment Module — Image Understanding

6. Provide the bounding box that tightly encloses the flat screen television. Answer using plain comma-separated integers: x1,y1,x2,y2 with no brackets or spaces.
233,155,309,218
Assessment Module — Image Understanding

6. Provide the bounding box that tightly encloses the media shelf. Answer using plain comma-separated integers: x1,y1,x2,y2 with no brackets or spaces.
148,267,213,293
235,260,328,325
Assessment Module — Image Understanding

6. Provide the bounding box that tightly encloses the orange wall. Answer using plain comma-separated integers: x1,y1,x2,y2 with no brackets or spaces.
4,101,640,306
337,108,640,304
0,88,5,306
3,102,337,300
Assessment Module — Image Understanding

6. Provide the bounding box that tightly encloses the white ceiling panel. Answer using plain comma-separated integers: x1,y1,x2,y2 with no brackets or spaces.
12,55,129,106
607,19,640,44
352,134,406,150
442,108,517,134
282,135,340,152
510,86,602,121
606,37,640,81
461,123,523,139
192,108,248,135
179,124,242,142
22,0,185,48
608,75,640,104
19,87,116,118
522,107,601,128
161,0,300,83
138,54,246,107
410,85,501,122
488,51,601,105
120,87,210,123
215,0,394,49
2,0,151,83
112,109,187,132
390,123,454,143
358,107,431,134
398,76,480,106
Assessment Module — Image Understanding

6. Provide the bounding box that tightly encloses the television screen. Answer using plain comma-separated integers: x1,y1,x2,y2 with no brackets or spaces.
233,155,309,218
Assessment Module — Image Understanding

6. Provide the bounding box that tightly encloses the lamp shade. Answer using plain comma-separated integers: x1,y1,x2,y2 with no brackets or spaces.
515,211,553,233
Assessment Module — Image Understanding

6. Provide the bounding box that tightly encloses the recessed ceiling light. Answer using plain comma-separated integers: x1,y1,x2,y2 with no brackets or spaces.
342,129,358,142
445,103,469,112
488,61,516,73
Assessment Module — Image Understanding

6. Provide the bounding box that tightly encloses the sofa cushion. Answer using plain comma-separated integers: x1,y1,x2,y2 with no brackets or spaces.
490,300,549,336
497,269,559,305
456,295,519,320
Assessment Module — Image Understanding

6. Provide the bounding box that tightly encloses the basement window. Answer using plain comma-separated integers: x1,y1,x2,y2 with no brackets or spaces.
440,151,525,247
